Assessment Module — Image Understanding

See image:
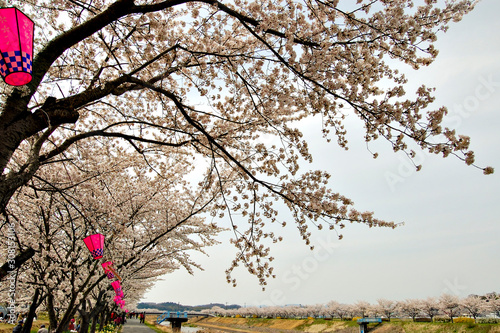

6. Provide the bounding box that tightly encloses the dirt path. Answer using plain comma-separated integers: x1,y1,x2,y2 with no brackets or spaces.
123,318,158,333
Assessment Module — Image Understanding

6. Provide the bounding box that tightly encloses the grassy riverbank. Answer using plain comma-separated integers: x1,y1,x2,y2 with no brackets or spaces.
195,316,500,333
145,315,173,333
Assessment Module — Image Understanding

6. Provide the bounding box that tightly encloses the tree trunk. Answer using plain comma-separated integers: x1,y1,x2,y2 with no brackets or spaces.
90,314,99,333
21,288,44,333
55,304,77,333
101,307,111,331
78,300,91,333
87,291,106,333
46,292,58,331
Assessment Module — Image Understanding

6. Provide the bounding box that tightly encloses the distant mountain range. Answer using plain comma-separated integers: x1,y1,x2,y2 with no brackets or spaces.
137,301,241,312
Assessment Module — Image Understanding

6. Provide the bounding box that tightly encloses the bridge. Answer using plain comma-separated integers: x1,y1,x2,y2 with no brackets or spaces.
135,311,212,317
356,318,382,333
156,311,212,332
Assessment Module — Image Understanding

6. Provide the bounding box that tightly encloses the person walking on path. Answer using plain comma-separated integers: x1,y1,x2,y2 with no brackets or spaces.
37,324,48,333
122,318,157,333
12,320,23,333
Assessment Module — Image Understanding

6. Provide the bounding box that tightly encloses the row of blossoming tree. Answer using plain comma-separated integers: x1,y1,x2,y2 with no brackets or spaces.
0,0,493,285
205,293,500,323
0,1,494,332
0,147,223,333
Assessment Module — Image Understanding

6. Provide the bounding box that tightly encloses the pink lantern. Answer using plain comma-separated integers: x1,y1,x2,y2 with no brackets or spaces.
101,261,115,279
111,280,122,295
83,233,105,260
0,7,34,86
101,261,122,281
113,295,125,308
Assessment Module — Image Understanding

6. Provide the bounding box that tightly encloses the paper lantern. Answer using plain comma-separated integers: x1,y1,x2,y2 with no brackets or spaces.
112,280,124,298
101,261,122,281
83,233,105,260
101,261,115,279
111,280,122,294
0,7,34,86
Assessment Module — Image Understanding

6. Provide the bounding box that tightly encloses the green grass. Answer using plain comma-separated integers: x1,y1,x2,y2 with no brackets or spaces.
144,322,165,333
382,320,498,333
314,318,498,332
36,313,50,321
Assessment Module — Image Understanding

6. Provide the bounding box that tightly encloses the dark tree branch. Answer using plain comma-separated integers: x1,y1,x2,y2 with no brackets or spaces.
0,247,35,281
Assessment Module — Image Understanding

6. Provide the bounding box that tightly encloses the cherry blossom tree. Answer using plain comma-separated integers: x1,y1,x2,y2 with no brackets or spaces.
353,301,371,318
324,300,340,319
275,305,291,318
285,305,305,319
397,299,421,321
268,305,284,318
305,303,324,318
201,294,499,323
438,294,461,323
235,306,252,318
375,298,396,320
419,297,439,322
460,295,487,322
0,0,493,288
489,301,500,318
344,304,358,320
325,301,351,320
486,293,500,318
209,306,225,316
0,147,222,333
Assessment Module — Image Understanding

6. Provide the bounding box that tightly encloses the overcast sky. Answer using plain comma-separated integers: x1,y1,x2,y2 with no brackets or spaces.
142,0,500,307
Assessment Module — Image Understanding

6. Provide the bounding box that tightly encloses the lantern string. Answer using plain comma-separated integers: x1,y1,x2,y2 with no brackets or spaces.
107,265,122,281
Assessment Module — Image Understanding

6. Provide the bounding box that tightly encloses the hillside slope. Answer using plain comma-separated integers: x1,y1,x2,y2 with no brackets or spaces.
195,317,500,333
